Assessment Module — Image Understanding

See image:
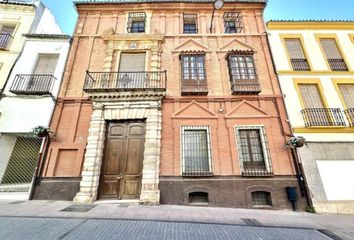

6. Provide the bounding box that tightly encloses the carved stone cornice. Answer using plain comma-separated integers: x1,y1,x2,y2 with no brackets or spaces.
101,28,164,42
88,90,166,102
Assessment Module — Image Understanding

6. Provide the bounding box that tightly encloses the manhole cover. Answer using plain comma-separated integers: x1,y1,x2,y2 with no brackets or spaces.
61,204,96,212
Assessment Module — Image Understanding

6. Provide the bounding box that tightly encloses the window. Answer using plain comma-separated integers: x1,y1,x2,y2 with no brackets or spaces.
298,83,345,127
181,126,212,176
235,126,272,176
284,38,310,71
180,54,207,94
251,191,272,206
183,14,197,34
0,25,15,49
127,12,146,33
189,192,209,204
223,12,242,33
338,84,354,126
10,54,59,94
117,53,146,88
319,38,348,71
227,54,260,94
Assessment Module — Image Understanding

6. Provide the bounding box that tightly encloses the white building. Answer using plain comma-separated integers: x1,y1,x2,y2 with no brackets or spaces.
267,21,354,214
0,0,70,200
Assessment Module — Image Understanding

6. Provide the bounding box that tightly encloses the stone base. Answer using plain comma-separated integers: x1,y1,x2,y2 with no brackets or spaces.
73,193,95,204
140,190,160,205
32,177,81,201
159,176,307,210
314,200,354,214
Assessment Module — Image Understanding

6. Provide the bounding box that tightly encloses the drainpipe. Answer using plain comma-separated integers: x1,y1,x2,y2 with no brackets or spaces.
28,135,50,200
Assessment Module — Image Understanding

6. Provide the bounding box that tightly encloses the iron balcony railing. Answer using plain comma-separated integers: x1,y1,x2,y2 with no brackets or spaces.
0,33,13,49
10,74,56,95
241,162,273,177
290,58,310,71
181,81,208,95
301,108,346,127
328,59,348,71
344,108,354,127
83,71,167,92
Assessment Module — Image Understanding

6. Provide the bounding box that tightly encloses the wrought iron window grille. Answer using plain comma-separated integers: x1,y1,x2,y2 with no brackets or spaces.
127,12,146,33
301,108,346,127
183,14,198,34
251,191,272,206
181,126,213,176
235,126,273,177
223,12,243,33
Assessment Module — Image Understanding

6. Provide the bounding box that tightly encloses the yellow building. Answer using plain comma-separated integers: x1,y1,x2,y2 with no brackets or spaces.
0,1,36,92
267,21,354,214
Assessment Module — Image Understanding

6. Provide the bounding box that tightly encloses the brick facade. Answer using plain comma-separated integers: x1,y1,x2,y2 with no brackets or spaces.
34,1,306,209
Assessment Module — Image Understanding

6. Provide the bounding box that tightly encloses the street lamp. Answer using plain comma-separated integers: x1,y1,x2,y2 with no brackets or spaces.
210,0,224,33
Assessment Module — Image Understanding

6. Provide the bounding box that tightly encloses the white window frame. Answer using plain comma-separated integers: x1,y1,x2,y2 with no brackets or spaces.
180,125,212,175
234,125,272,173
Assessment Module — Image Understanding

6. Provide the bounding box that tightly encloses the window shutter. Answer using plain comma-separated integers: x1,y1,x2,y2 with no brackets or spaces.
320,39,342,59
285,39,305,59
0,25,15,34
119,53,146,72
338,84,354,108
299,84,325,108
33,54,59,75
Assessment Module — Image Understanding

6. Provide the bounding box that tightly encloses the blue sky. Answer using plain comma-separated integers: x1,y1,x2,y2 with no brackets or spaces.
42,0,354,35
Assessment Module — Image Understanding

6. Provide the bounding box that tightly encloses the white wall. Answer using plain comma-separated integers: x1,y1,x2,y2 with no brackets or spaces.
317,160,354,201
268,28,354,142
0,38,70,133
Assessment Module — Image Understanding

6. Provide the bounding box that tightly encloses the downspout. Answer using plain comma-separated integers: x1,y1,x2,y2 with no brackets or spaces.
263,21,313,208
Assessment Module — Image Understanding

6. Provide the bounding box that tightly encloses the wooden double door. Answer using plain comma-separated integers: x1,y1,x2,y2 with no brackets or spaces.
99,121,146,200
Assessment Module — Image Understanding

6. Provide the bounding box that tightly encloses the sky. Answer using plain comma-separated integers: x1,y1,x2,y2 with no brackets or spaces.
41,0,354,35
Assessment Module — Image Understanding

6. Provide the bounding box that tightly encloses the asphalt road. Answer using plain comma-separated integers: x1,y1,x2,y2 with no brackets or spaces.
0,216,334,240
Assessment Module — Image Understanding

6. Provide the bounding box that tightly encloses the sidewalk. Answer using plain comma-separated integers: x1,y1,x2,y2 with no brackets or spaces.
0,200,353,240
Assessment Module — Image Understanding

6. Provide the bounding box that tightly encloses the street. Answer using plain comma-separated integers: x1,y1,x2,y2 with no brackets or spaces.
0,216,333,240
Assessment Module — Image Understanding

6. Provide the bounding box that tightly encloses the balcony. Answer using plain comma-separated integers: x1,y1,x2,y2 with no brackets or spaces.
301,108,346,127
290,58,310,71
0,33,13,49
181,81,208,95
344,108,354,127
241,162,273,177
328,59,348,71
83,71,166,92
231,79,261,95
10,74,56,95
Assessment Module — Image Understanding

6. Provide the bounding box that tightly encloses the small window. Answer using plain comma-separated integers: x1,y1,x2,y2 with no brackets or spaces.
183,14,198,34
0,25,15,49
223,12,242,33
284,38,310,71
127,12,146,33
189,192,209,204
251,191,272,206
181,126,212,176
319,38,348,71
235,126,272,176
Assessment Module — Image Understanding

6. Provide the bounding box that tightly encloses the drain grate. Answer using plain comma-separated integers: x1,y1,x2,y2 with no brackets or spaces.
9,201,25,205
60,205,96,213
241,218,262,226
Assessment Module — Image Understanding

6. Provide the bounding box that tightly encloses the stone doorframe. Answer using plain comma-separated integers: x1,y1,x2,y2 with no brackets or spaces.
74,100,162,204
